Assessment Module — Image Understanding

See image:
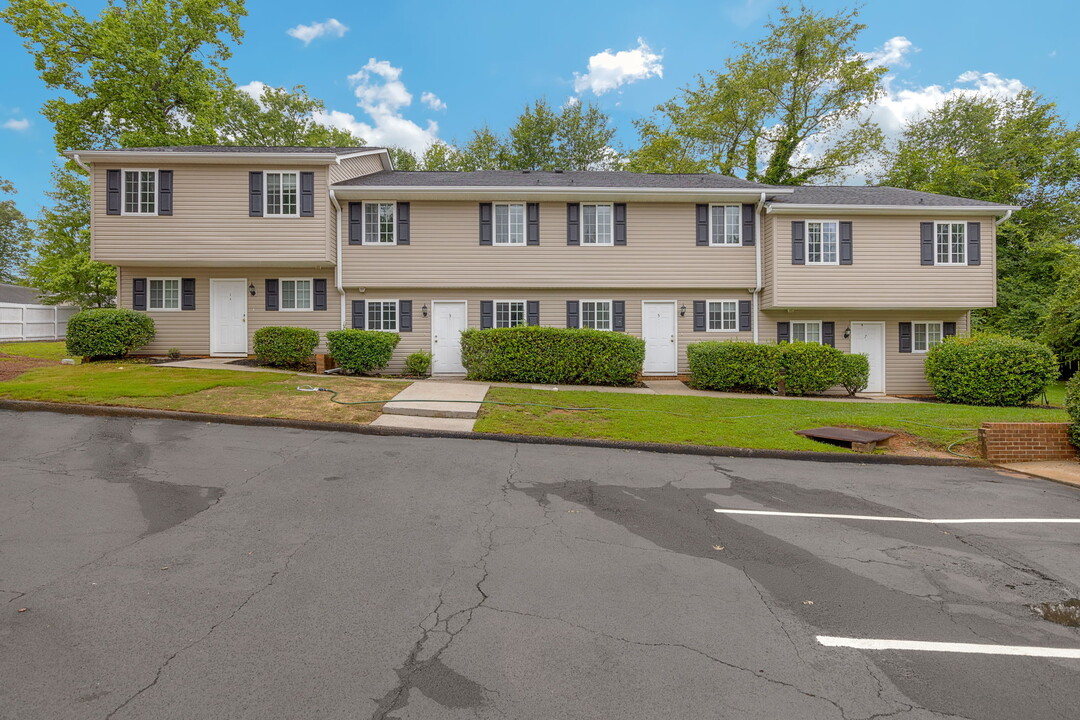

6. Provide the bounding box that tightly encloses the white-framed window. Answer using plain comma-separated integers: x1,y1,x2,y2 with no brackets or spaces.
707,300,738,332
807,220,839,265
913,321,944,353
581,204,614,245
495,300,526,328
280,279,312,311
710,205,742,246
494,203,526,245
366,300,398,331
364,202,397,244
581,300,613,331
148,278,180,311
791,321,822,344
122,169,157,215
265,171,299,217
935,222,966,265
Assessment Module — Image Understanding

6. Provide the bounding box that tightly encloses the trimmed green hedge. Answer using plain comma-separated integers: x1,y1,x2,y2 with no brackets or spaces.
404,350,432,377
253,326,319,368
1063,374,1080,448
66,308,155,359
924,334,1059,406
687,342,778,392
778,342,845,396
837,353,871,396
326,329,400,374
461,326,645,386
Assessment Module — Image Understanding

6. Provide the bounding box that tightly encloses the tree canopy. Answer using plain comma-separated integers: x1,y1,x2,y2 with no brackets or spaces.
0,178,32,283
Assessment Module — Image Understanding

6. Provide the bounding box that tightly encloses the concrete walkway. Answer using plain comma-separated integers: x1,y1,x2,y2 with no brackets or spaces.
1000,459,1080,489
371,380,490,432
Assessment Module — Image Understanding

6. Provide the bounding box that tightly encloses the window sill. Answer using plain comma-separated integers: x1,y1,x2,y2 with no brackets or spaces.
264,214,301,219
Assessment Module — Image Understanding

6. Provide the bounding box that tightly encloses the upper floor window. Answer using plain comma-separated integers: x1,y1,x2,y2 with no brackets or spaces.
791,321,822,344
367,300,398,331
707,300,738,331
581,300,613,331
148,278,179,311
935,222,966,265
364,202,397,244
495,300,526,328
280,279,312,311
710,205,741,246
913,322,943,353
494,204,526,245
807,221,838,264
265,171,298,217
123,170,157,215
581,204,613,245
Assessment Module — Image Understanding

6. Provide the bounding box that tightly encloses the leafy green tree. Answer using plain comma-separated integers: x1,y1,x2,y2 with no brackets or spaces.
417,142,458,171
628,4,885,183
385,146,420,171
454,127,510,171
554,101,618,170
0,178,32,283
219,84,361,146
506,99,559,170
3,0,246,152
23,167,116,308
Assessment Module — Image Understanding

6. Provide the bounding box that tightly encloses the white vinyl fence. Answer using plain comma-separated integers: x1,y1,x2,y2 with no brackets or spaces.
0,302,79,341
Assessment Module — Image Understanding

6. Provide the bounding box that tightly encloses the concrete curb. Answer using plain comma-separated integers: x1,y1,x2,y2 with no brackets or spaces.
0,398,983,468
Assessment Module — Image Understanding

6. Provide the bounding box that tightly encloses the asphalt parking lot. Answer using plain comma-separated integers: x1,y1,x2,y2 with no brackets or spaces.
1,409,1078,719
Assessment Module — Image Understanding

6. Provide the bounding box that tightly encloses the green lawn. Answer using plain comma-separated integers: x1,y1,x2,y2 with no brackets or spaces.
1043,380,1069,407
0,340,74,362
474,386,1070,455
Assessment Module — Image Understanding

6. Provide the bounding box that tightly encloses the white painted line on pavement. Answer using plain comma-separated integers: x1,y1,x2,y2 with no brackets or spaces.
713,509,1080,524
817,636,1080,659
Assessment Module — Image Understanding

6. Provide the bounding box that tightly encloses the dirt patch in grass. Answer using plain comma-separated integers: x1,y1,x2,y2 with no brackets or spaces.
0,355,55,381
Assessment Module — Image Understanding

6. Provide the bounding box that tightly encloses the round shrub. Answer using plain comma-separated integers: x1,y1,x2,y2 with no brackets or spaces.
924,334,1059,406
253,326,319,368
66,308,155,359
776,342,844,395
404,350,432,377
837,353,870,396
1064,374,1080,449
461,326,645,386
326,329,400,374
687,341,779,392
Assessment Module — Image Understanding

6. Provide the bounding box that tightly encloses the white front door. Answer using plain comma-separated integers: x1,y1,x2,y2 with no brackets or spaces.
431,301,468,374
850,321,885,393
642,301,678,375
210,279,248,356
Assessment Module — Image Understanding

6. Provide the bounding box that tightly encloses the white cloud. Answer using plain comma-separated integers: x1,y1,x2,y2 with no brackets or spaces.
572,38,663,96
237,80,268,101
2,118,29,131
862,36,916,69
286,18,348,45
421,91,446,112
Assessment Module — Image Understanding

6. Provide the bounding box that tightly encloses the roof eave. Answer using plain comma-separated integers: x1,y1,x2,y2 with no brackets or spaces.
331,184,792,199
64,150,341,165
765,202,1020,215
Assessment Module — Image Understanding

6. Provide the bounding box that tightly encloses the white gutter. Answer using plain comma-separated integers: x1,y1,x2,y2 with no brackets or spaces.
328,189,346,329
331,185,793,197
996,209,1013,226
71,153,91,173
765,203,1020,214
752,192,765,344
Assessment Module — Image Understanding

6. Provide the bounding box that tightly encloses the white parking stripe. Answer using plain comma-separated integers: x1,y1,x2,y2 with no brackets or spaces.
817,636,1080,659
713,509,1080,524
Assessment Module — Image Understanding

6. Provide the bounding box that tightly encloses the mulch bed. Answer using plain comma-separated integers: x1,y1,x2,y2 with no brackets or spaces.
0,353,55,382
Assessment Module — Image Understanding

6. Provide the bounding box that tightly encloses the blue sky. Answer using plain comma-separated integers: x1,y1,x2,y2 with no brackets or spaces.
1,0,1077,216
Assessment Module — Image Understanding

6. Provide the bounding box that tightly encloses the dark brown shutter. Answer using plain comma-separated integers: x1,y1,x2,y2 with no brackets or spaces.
351,300,365,329
943,321,957,337
777,321,790,343
348,202,363,244
313,279,327,311
264,279,278,311
132,277,147,310
107,170,122,215
742,203,755,246
566,203,580,245
157,170,173,216
966,222,981,265
738,300,751,331
566,300,579,328
249,171,263,217
299,171,315,216
399,300,412,331
181,278,195,310
899,322,912,353
612,300,625,331
839,221,853,265
920,222,934,265
526,202,540,245
480,300,494,329
696,204,709,246
693,300,706,332
791,221,805,265
396,202,410,245
613,203,627,246
822,321,836,348
527,300,540,326
479,203,493,245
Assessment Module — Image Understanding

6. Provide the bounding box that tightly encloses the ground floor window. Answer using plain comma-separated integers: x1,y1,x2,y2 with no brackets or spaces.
367,300,398,331
280,279,312,311
581,300,612,331
707,300,737,331
913,321,943,352
791,321,821,344
495,300,526,328
148,278,179,310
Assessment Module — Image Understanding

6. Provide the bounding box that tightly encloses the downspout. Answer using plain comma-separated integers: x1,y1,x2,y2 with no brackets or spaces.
995,209,1013,226
329,189,346,329
71,153,91,173
752,192,766,344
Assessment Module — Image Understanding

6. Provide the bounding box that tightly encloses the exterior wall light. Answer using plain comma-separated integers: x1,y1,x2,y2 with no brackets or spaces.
248,283,256,297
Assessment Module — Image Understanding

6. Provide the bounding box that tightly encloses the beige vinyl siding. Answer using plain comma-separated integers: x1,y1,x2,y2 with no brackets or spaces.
329,154,385,184
118,266,341,355
761,217,774,308
346,288,754,374
757,308,969,395
341,201,757,289
766,213,997,308
93,164,333,266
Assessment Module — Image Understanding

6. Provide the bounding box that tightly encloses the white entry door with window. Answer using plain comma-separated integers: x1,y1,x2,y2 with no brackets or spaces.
849,321,885,393
210,279,248,356
431,301,467,374
642,301,678,375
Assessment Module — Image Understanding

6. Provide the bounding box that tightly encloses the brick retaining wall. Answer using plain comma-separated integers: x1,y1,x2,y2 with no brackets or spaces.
979,422,1077,463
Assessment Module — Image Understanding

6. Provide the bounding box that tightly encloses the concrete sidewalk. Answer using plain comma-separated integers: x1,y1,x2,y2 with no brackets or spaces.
371,380,490,432
1000,459,1080,488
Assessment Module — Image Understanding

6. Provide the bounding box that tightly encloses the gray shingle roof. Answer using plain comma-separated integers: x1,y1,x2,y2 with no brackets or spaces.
771,185,1009,208
334,170,772,189
0,283,44,304
97,146,379,155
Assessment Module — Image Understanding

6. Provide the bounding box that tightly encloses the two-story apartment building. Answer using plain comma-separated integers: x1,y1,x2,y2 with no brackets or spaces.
68,145,1016,395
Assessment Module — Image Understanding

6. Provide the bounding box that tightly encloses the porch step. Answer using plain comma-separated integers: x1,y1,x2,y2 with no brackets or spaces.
381,381,489,419
370,414,477,432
